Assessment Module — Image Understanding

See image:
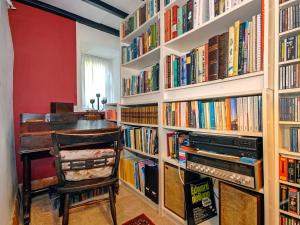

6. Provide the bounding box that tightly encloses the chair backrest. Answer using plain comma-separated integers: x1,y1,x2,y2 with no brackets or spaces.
20,113,45,123
46,113,79,123
52,128,121,183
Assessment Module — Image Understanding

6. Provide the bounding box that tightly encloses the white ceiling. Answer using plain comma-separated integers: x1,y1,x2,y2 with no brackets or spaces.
39,0,141,29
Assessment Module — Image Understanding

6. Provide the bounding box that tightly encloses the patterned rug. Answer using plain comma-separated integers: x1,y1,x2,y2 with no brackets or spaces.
122,214,155,225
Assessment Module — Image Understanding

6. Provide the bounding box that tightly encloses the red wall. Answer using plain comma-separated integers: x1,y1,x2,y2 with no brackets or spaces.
9,2,77,182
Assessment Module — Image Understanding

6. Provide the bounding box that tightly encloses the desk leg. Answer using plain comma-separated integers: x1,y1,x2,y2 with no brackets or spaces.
22,155,31,225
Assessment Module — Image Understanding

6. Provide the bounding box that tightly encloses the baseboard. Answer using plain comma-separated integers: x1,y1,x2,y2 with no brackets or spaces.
31,176,58,190
10,192,19,225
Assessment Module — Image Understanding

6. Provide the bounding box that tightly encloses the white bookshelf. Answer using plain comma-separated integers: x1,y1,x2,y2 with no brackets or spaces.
274,0,300,224
119,0,274,224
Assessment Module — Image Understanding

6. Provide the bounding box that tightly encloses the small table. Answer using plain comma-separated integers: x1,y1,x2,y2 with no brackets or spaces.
20,119,118,225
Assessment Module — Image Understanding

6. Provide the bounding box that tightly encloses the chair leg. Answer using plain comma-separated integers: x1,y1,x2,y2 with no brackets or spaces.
62,193,70,225
59,194,65,217
108,186,117,225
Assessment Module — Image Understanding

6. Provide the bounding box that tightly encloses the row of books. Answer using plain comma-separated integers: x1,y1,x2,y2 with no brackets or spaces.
280,184,300,215
51,187,107,209
163,96,262,132
122,63,159,96
279,4,300,33
279,63,300,90
280,155,300,184
123,126,158,155
119,157,158,203
279,34,300,62
166,131,189,160
106,109,117,121
280,214,300,225
290,127,300,152
121,0,160,38
164,0,246,42
121,20,160,64
164,15,263,88
280,96,300,122
121,105,158,125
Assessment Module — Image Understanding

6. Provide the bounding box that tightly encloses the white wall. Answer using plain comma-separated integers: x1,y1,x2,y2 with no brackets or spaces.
0,0,17,224
76,22,120,108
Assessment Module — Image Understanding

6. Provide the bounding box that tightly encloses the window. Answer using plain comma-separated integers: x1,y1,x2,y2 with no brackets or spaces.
80,54,112,109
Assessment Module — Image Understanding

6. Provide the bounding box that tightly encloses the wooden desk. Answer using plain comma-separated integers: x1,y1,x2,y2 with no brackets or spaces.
20,119,118,225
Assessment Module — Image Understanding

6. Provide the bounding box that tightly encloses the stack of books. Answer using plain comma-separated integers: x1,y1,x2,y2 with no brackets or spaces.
279,4,300,33
280,96,300,121
121,0,160,38
280,214,300,225
163,95,262,132
121,105,158,125
279,63,300,90
166,131,189,160
279,34,300,62
122,63,159,96
280,155,300,183
123,126,158,155
165,15,263,88
164,0,249,42
122,20,160,64
280,183,300,215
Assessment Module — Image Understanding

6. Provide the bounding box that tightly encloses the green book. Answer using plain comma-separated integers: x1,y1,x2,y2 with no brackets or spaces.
173,57,178,87
177,7,183,36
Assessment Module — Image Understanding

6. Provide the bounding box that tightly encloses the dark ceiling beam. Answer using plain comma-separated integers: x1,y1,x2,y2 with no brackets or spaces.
82,0,128,19
15,0,119,37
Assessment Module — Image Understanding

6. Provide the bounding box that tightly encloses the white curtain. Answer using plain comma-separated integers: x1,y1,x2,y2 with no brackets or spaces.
81,54,112,109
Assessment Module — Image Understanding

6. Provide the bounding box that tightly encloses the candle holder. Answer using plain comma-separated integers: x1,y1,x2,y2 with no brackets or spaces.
96,93,101,111
90,99,95,110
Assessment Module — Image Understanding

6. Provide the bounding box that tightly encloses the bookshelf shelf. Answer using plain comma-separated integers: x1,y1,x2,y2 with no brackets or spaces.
279,27,300,38
121,47,160,70
279,180,300,189
163,89,263,103
279,0,300,9
279,210,300,220
162,125,263,137
162,157,186,169
279,148,300,158
121,12,160,44
124,146,159,159
164,0,187,12
164,0,261,52
120,121,159,128
279,121,300,125
122,90,160,98
278,88,300,94
278,58,300,66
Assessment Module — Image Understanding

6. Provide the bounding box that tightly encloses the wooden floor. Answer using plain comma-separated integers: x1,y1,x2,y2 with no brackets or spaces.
28,185,176,225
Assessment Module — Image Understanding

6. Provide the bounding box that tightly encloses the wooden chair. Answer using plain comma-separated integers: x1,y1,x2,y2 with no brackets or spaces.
52,128,121,225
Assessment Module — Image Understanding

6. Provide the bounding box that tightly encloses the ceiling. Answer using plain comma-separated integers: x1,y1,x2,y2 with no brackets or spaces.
38,0,142,30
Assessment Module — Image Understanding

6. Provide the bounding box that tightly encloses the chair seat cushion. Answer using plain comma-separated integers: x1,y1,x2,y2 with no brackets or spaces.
64,166,114,181
59,148,115,181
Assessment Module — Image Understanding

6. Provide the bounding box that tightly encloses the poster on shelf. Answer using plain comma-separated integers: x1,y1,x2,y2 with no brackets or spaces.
184,177,217,225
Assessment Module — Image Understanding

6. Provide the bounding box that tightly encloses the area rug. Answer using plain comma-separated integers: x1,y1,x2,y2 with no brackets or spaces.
122,214,156,225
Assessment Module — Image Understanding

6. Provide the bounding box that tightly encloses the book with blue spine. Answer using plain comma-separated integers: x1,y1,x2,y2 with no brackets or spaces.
230,98,238,130
209,101,216,129
198,100,205,128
